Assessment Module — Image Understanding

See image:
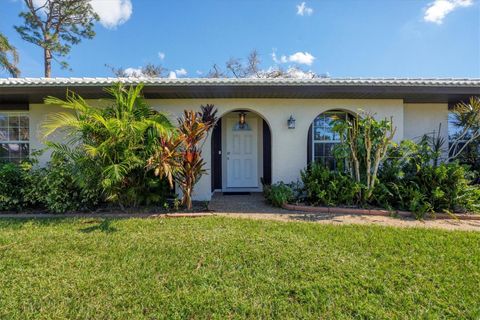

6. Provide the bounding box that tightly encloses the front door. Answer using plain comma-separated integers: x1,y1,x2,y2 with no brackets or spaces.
226,117,258,188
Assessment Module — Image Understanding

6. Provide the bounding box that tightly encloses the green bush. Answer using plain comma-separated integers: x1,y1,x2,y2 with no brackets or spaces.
0,162,26,211
22,158,102,213
374,140,480,217
264,182,294,207
301,162,362,206
0,157,103,213
295,140,480,218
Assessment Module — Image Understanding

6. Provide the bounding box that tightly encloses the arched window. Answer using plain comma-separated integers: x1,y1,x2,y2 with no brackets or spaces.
311,110,351,169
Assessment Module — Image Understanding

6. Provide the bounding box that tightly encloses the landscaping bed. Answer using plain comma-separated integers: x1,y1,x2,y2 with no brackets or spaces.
0,217,479,319
282,203,480,220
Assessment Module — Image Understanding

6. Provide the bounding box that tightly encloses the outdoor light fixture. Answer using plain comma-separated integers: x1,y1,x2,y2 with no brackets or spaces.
238,112,246,128
233,111,251,131
287,115,296,129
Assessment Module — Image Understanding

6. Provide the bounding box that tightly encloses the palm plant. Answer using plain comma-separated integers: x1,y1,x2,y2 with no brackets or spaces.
43,83,174,208
0,33,20,77
448,96,480,162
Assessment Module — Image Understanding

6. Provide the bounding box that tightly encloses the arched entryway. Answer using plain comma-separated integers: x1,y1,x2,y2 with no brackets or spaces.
211,109,272,193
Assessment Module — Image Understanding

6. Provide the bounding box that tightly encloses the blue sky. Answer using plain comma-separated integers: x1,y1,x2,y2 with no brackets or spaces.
1,0,479,78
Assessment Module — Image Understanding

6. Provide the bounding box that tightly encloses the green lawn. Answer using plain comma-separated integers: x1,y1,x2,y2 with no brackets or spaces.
0,217,479,319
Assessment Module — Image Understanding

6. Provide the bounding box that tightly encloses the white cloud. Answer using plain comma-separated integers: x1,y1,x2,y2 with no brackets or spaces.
424,0,473,24
123,67,143,77
168,68,188,79
175,68,188,76
158,52,165,60
288,52,315,65
296,2,313,16
90,0,133,29
273,50,315,66
196,70,204,75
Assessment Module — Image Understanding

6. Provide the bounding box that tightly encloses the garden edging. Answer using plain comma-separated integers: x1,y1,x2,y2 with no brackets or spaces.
282,203,480,220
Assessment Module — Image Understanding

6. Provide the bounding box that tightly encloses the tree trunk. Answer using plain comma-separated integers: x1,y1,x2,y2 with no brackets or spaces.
44,48,51,78
182,187,192,210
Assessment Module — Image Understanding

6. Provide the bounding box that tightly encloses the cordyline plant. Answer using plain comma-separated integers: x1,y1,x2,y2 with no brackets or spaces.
148,105,218,209
333,112,396,201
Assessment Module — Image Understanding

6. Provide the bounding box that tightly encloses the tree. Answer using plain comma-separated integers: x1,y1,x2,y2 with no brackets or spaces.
148,105,218,209
0,33,20,77
207,49,318,79
106,63,168,78
42,83,174,208
15,0,98,77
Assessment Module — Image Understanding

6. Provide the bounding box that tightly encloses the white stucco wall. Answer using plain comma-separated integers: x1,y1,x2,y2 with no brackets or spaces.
404,103,448,142
28,98,409,201
30,103,67,165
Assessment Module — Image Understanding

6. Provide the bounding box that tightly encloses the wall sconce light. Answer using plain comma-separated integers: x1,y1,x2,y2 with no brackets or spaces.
238,112,246,128
233,111,251,130
287,115,296,129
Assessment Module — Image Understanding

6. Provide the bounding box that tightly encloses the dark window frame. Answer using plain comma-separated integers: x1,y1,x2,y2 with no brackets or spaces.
0,111,30,163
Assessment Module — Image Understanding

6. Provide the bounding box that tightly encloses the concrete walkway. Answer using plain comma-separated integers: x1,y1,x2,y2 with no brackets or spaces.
208,193,480,232
208,192,290,213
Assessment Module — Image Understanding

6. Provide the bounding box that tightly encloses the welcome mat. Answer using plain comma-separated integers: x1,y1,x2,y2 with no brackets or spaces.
223,192,251,196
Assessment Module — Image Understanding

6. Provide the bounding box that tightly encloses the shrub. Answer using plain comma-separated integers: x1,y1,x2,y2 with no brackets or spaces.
264,182,294,207
0,162,26,211
22,157,102,213
0,157,103,214
375,144,480,217
301,163,362,206
297,142,480,218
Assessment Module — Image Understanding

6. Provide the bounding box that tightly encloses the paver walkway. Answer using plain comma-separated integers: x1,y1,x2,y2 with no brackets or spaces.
209,193,480,232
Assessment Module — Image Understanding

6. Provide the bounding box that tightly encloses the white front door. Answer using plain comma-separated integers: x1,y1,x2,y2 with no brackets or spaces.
226,117,258,188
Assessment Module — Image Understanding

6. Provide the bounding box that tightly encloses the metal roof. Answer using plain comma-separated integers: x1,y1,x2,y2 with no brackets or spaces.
0,77,479,103
1,77,479,87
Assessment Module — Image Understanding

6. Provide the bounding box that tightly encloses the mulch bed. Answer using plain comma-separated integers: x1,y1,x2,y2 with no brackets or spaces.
282,203,480,221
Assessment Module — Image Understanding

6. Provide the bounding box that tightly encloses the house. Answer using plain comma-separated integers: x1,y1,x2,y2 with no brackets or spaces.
1,77,479,201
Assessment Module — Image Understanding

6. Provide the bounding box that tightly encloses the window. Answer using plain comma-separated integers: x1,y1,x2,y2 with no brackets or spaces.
312,111,349,169
0,112,29,162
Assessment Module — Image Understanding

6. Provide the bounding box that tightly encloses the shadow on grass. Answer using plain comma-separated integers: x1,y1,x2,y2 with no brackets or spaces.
0,217,120,232
79,219,117,233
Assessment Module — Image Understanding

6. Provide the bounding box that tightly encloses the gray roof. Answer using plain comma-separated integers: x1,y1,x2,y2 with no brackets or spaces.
1,77,479,87
0,77,479,103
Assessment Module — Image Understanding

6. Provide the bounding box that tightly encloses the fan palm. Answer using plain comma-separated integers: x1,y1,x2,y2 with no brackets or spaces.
0,33,20,77
43,83,174,208
448,96,480,161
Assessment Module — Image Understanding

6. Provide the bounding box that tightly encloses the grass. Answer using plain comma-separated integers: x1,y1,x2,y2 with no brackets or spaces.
0,217,479,319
